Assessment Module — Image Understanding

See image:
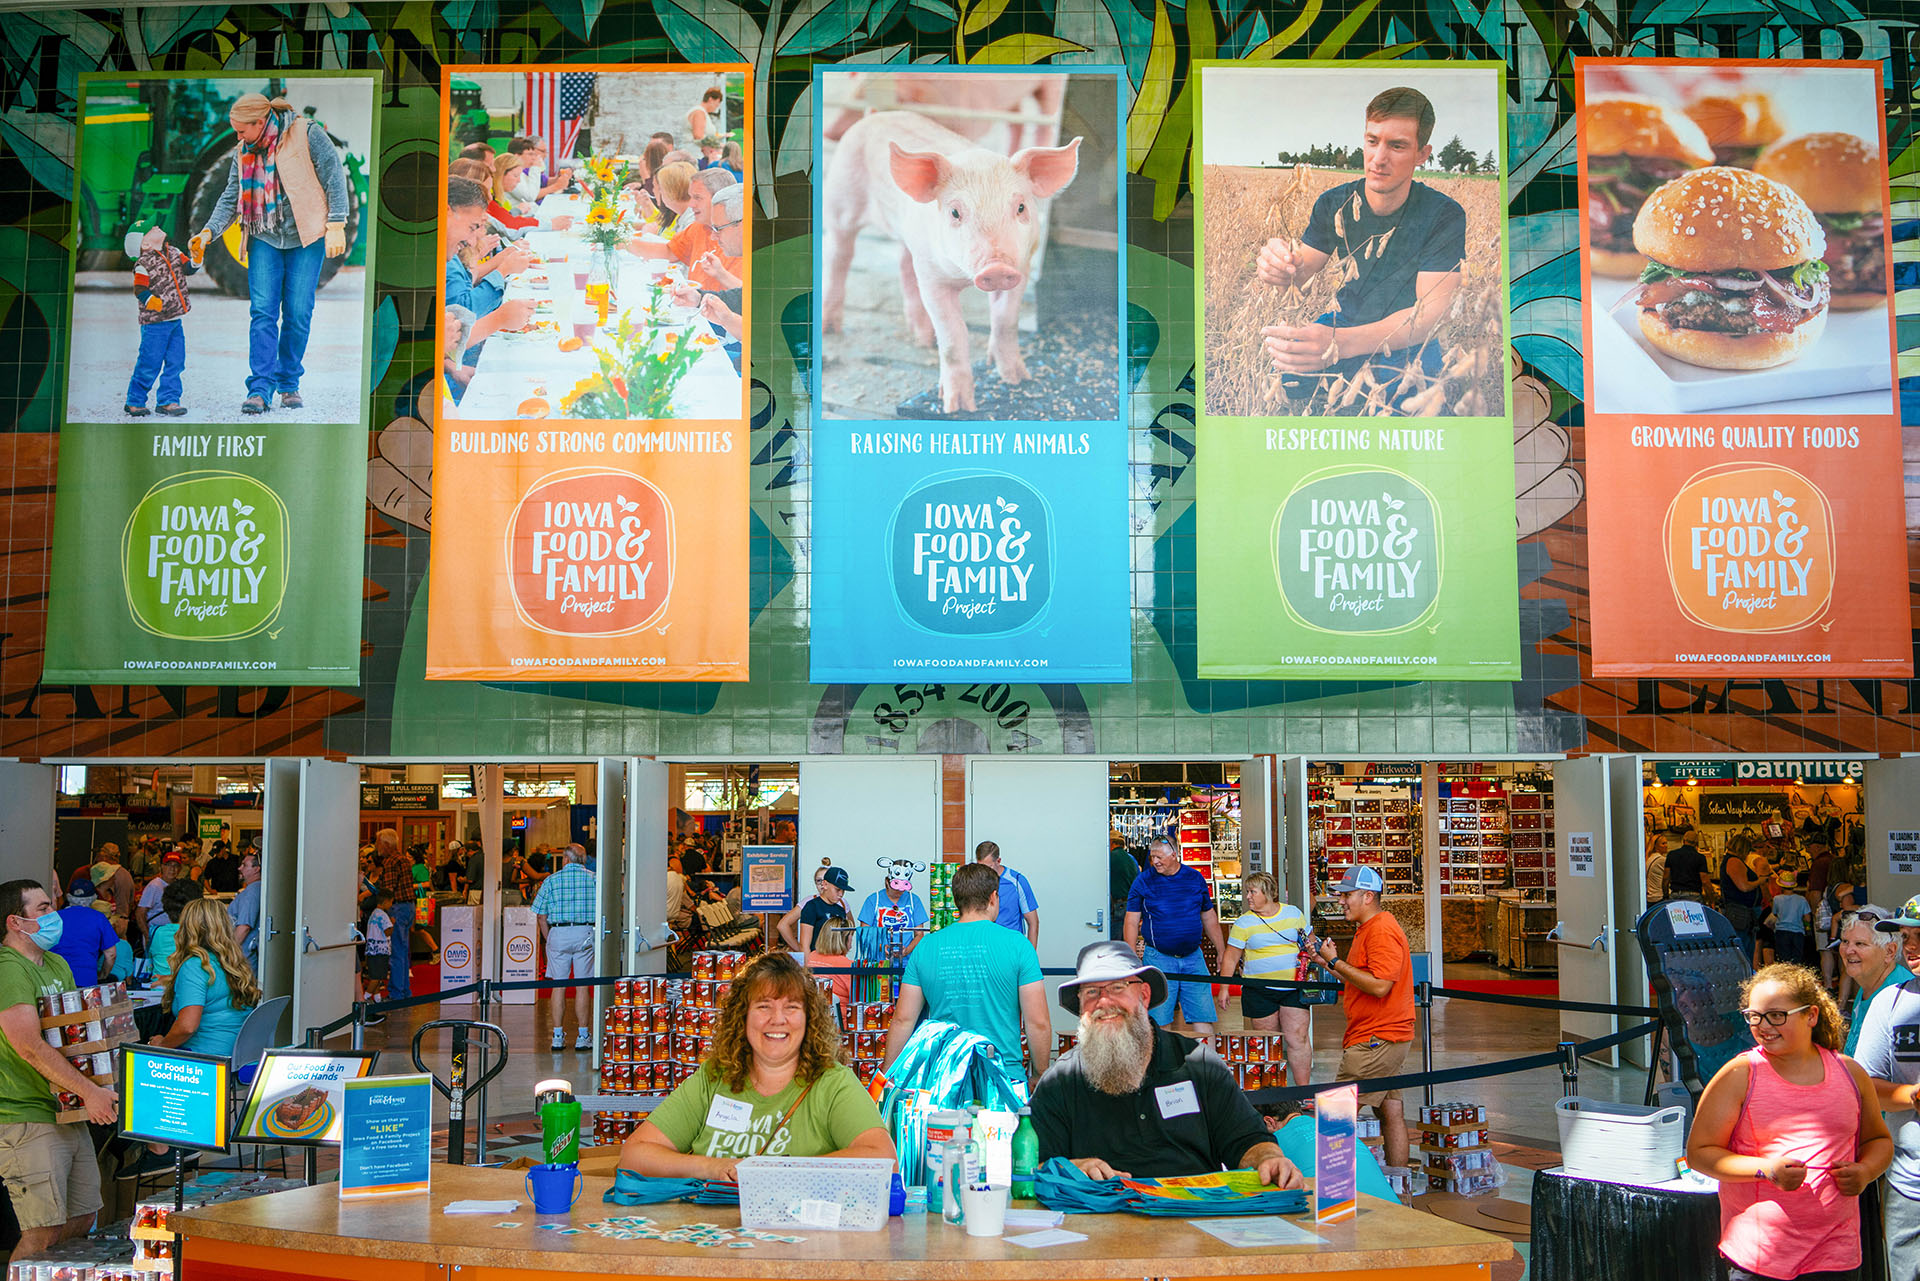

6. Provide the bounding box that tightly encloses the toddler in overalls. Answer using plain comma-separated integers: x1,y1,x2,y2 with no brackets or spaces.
125,221,199,417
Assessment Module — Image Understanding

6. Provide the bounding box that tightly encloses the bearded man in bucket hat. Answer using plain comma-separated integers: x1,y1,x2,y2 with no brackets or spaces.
1027,941,1304,1187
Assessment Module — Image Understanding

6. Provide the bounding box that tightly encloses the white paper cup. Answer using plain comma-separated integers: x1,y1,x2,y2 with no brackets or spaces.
960,1184,1010,1237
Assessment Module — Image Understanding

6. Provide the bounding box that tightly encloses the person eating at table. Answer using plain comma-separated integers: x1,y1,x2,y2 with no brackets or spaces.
444,178,533,353
617,952,896,1180
1029,940,1306,1187
632,161,697,238
487,153,573,232
507,135,571,202
630,167,736,289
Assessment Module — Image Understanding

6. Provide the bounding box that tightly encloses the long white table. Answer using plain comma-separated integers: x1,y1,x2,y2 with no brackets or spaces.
451,191,741,422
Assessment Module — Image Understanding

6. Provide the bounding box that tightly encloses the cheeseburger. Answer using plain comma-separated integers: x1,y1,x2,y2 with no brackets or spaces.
1585,97,1714,276
1683,92,1784,168
1756,132,1885,310
1628,166,1828,370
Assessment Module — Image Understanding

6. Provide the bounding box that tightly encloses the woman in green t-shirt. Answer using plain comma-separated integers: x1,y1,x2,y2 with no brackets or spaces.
619,953,895,1181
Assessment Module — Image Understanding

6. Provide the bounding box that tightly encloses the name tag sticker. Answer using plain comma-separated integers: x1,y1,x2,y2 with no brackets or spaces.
706,1096,753,1132
1155,1081,1200,1118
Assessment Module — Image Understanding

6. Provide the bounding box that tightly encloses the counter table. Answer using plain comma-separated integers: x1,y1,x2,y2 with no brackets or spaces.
175,1165,1514,1280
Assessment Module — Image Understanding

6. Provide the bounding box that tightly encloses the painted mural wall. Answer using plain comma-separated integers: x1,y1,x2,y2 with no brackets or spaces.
0,0,1916,760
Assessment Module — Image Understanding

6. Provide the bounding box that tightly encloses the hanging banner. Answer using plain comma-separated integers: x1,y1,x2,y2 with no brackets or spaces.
44,71,382,686
807,67,1131,683
427,65,751,681
1193,64,1519,680
1576,59,1909,678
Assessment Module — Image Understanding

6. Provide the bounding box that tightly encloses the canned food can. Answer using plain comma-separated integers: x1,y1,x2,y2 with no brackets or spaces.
693,952,715,979
37,995,59,1020
79,986,104,1011
614,978,633,1006
58,991,82,1016
634,977,658,1004
631,1005,654,1033
1226,1035,1246,1061
61,1024,88,1047
714,980,732,1004
717,953,739,981
41,1027,62,1050
90,1052,113,1077
83,1020,104,1043
1248,1035,1268,1063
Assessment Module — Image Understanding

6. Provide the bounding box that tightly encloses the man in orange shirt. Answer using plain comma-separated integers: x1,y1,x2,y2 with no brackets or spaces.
630,169,737,291
1315,865,1415,1168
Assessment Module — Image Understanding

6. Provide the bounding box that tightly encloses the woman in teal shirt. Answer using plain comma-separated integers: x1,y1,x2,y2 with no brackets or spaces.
153,898,258,1057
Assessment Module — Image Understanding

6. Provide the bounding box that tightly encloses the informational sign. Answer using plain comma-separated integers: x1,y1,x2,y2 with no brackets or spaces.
1313,1082,1358,1224
196,816,223,841
501,905,540,1005
1567,832,1596,878
43,71,382,687
340,1073,433,1199
808,66,1131,684
360,783,441,811
1700,791,1794,826
427,65,752,682
439,905,477,1004
236,1049,379,1147
1666,900,1710,936
1890,832,1920,878
120,1045,229,1153
1576,60,1910,678
1653,761,1735,785
742,845,794,913
1193,63,1519,680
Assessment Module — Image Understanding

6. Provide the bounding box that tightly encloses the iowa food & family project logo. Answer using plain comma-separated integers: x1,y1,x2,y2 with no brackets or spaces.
506,469,675,637
1663,463,1835,633
887,473,1053,637
1272,468,1442,634
120,472,290,641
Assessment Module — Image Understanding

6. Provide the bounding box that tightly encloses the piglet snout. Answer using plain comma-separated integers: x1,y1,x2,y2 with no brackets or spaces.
973,262,1024,292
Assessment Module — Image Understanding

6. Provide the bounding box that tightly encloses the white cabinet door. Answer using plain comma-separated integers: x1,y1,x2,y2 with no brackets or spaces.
293,759,362,1043
1607,754,1652,1069
627,759,670,974
259,758,300,1012
1554,755,1618,1065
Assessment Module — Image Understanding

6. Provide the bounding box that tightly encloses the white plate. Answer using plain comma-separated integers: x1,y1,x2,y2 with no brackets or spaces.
1590,278,1894,416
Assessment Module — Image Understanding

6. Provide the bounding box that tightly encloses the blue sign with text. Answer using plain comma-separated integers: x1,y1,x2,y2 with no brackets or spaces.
340,1073,433,1199
807,65,1131,684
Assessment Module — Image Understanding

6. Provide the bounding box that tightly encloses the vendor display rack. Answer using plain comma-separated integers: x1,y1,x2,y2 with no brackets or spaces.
1109,762,1243,917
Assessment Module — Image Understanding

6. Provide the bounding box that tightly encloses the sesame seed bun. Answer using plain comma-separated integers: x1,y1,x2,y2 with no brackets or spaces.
1754,132,1881,216
1585,98,1713,168
1684,94,1784,155
1637,307,1827,370
1632,166,1826,273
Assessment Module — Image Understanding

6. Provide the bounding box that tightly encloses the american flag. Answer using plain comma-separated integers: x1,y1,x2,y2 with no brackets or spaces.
524,71,597,161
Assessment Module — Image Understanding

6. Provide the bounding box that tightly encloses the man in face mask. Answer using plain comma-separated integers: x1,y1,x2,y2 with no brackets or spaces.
0,879,119,1258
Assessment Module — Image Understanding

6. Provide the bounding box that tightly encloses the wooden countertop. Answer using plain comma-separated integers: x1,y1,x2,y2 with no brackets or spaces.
175,1165,1515,1278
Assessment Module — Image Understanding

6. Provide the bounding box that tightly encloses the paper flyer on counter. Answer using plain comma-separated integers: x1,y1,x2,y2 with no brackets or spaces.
1193,63,1519,680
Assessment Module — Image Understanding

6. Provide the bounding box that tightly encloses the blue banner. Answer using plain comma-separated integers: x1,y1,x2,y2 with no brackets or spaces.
340,1073,433,1199
808,67,1131,684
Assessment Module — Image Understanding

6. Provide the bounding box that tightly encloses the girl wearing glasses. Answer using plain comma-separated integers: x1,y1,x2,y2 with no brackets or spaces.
1688,963,1892,1281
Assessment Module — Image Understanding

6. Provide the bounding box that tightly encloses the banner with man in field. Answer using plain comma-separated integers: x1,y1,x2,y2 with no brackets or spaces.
1193,63,1520,680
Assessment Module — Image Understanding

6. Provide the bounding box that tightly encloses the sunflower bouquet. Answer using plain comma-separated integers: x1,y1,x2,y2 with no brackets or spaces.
559,300,707,420
577,154,631,202
580,197,629,254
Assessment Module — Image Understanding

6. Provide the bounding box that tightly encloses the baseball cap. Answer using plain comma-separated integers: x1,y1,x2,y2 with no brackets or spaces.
65,876,95,901
1329,865,1385,894
161,852,185,866
1887,896,1920,930
123,219,155,259
822,867,852,892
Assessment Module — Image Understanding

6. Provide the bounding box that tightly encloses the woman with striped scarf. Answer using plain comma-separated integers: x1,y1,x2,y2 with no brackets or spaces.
191,93,351,416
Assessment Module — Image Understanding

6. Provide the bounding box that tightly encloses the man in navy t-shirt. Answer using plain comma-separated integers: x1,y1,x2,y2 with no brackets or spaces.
1254,86,1468,414
1124,839,1226,1037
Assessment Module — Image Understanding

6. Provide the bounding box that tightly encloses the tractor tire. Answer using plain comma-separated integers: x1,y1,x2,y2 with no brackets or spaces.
181,137,363,300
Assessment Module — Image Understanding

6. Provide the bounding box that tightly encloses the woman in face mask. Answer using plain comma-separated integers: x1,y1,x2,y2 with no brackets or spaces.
0,880,119,1130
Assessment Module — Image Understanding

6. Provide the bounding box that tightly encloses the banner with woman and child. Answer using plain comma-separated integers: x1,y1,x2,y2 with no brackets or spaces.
424,65,752,682
43,70,380,685
1192,63,1522,682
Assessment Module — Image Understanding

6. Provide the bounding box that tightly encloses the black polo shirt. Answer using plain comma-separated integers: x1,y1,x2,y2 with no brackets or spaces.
1030,1027,1269,1177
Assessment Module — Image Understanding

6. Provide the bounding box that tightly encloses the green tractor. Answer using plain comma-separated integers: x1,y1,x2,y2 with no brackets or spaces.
447,77,521,153
78,77,370,298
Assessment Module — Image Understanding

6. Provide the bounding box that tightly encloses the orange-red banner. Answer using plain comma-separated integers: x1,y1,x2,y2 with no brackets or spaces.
426,64,750,681
1575,58,1910,679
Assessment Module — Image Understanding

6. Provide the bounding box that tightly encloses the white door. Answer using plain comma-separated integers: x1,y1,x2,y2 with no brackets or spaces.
293,759,361,1043
627,759,670,974
1281,756,1310,907
799,757,942,891
0,764,54,886
259,758,300,1014
1607,754,1653,1068
1554,755,1618,1065
593,756,629,1066
967,758,1109,1030
1866,757,1920,913
1238,757,1278,883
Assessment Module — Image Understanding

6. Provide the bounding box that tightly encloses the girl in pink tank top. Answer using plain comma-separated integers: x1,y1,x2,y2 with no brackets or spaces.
1687,963,1893,1280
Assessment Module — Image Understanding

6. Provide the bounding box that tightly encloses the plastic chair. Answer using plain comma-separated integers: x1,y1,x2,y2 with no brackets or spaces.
225,996,291,1173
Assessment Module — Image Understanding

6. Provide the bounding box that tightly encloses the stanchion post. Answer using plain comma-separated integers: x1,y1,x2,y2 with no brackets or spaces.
473,981,492,1166
1558,1039,1579,1098
1643,1021,1665,1107
1415,981,1435,1108
350,1000,364,1053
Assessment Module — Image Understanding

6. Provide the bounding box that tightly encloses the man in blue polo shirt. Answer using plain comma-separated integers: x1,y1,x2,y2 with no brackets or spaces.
974,840,1038,948
1124,838,1226,1037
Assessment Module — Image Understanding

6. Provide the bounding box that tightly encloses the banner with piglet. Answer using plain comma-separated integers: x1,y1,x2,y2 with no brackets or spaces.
1193,63,1520,679
807,67,1131,683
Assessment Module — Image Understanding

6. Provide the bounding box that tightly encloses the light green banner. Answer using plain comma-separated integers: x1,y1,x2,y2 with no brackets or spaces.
1193,60,1520,680
43,424,365,684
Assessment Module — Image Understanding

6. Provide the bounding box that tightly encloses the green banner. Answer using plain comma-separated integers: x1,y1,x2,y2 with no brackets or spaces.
1192,61,1519,680
43,424,365,684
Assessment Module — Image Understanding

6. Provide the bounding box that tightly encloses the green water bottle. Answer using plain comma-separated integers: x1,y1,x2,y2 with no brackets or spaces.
541,1099,581,1166
1011,1108,1038,1199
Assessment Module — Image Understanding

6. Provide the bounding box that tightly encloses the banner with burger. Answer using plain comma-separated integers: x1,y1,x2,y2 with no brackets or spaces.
1575,59,1908,682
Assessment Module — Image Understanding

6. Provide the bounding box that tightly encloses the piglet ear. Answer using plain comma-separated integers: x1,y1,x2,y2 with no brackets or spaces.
888,142,950,204
1012,136,1081,198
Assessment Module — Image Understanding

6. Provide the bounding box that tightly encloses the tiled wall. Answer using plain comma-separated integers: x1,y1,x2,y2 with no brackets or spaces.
1,3,1917,761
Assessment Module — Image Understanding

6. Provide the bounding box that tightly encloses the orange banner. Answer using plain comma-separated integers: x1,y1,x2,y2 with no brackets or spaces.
426,64,750,681
1575,58,1910,679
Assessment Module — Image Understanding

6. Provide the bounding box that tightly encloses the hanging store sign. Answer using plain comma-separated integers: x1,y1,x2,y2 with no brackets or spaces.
1192,63,1519,680
1653,761,1735,784
360,784,442,811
